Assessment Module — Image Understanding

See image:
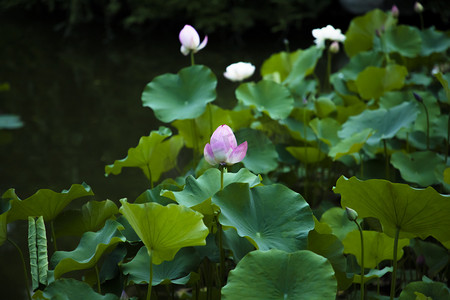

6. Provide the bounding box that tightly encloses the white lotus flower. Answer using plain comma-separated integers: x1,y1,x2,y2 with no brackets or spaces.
223,62,255,82
179,25,208,56
312,25,346,48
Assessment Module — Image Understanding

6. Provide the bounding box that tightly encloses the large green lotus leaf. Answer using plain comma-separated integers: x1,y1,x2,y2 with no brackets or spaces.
235,80,294,120
411,239,449,277
283,46,323,88
391,151,442,187
286,146,326,164
235,128,279,173
42,278,118,300
5,183,94,223
334,176,450,243
419,27,450,56
344,9,389,57
141,65,217,123
135,187,176,206
280,116,317,142
336,101,366,124
329,128,373,161
379,25,422,58
163,168,260,209
261,50,303,82
54,200,118,237
172,104,252,151
355,65,408,100
343,230,409,269
405,72,432,86
51,219,125,279
339,50,384,81
122,246,201,285
314,97,336,118
399,280,450,300
115,215,140,243
338,101,419,145
119,200,208,265
320,207,361,241
212,183,314,252
353,266,392,284
307,229,352,291
222,249,336,300
309,118,340,146
105,127,183,184
435,72,450,104
222,227,255,263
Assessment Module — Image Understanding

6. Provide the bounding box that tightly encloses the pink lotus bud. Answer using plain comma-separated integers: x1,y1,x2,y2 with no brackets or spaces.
179,25,208,56
204,125,248,166
223,62,256,82
414,2,424,13
329,41,340,53
391,5,399,18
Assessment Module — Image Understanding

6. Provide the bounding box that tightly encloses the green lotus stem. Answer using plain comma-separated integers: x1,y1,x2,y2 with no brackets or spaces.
218,166,226,287
147,251,153,300
383,139,389,180
326,48,332,92
390,227,401,300
419,101,430,150
190,52,195,66
355,221,365,300
7,238,32,300
50,220,58,252
95,264,101,294
419,13,424,30
303,109,308,198
146,164,153,189
220,166,224,191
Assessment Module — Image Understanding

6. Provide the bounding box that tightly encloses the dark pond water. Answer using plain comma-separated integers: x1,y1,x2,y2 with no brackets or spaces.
0,9,316,298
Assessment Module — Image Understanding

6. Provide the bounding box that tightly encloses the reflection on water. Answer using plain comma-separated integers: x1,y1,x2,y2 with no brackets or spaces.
0,10,287,298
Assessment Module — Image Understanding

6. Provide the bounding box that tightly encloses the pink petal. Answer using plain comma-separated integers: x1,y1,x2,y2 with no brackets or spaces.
227,141,248,164
196,35,208,52
180,45,190,56
210,139,231,163
203,143,217,165
211,125,237,149
179,25,200,49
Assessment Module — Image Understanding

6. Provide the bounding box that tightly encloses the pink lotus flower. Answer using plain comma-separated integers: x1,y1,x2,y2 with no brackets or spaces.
204,125,247,166
179,25,208,56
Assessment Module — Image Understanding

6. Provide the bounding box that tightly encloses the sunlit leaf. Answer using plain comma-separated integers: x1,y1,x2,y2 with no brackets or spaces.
42,278,118,300
344,9,389,57
6,183,94,223
338,101,419,145
122,246,201,285
54,200,119,237
119,200,208,265
343,230,409,269
314,97,336,118
105,127,183,184
172,104,253,151
309,117,341,146
212,183,314,252
391,151,442,186
353,267,392,284
283,46,323,88
355,65,408,100
329,128,373,161
379,25,422,58
222,249,336,300
235,128,279,173
142,65,217,123
286,146,326,164
261,50,303,82
399,280,450,300
51,219,126,279
320,207,361,241
235,80,294,120
334,176,450,244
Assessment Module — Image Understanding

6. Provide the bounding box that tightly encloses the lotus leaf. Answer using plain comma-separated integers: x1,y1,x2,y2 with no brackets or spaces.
42,278,118,300
391,151,442,186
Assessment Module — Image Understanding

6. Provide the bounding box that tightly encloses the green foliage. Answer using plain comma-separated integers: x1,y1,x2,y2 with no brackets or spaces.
41,278,119,300
29,216,49,289
222,249,337,299
355,64,408,99
399,279,450,300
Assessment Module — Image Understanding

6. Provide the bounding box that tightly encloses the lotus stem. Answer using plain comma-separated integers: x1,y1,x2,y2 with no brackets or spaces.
190,52,195,66
220,165,224,191
50,220,58,252
147,251,153,300
7,238,32,300
383,139,389,180
95,264,101,294
355,221,365,300
419,13,424,30
390,227,401,300
218,165,226,286
419,101,430,150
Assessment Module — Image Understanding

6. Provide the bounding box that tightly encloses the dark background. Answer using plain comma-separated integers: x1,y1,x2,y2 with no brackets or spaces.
0,0,448,298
